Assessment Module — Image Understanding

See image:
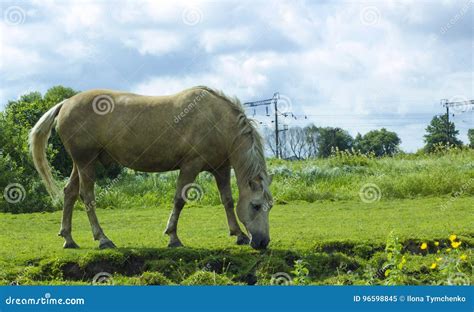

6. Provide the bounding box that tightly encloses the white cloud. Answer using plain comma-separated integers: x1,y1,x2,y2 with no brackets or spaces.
0,0,472,151
199,28,253,53
122,30,183,55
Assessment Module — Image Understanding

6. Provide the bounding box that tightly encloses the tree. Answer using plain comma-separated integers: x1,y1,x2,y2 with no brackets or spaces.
317,127,353,158
304,124,319,158
0,86,121,213
423,115,462,152
354,128,401,156
468,129,474,148
263,127,277,158
286,126,308,159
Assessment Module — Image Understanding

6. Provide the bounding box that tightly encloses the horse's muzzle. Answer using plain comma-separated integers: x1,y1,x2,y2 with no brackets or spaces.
250,233,270,250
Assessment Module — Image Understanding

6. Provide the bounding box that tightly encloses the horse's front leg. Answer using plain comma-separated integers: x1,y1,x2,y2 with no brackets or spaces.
164,164,201,247
213,167,250,245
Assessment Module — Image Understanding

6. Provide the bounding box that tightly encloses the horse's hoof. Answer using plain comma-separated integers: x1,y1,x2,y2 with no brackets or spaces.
168,240,183,248
236,234,250,245
63,241,80,249
99,240,116,249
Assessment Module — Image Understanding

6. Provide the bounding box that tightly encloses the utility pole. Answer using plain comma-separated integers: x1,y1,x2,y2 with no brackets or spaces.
441,99,474,146
244,92,289,158
274,94,279,158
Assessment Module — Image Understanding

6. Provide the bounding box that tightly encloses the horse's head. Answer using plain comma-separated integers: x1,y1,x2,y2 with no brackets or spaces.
236,173,273,250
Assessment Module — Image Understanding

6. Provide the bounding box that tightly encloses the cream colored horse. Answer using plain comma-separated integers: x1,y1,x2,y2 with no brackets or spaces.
29,86,273,250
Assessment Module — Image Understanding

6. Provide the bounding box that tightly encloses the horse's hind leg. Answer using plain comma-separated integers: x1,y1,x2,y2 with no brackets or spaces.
213,167,250,245
59,164,80,248
77,161,116,249
164,164,201,247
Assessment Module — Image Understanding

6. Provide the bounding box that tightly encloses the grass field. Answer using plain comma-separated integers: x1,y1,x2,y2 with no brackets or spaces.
1,196,472,285
1,150,473,285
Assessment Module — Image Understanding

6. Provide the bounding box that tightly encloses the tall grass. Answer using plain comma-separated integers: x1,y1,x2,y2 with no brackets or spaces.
94,149,474,209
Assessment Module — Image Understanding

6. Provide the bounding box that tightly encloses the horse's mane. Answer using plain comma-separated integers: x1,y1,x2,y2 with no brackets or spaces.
194,86,269,184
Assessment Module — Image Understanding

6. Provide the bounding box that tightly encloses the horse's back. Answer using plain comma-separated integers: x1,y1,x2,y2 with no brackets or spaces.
56,87,237,171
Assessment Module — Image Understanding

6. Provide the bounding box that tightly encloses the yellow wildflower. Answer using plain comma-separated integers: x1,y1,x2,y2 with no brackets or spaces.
451,241,462,249
430,263,437,269
420,242,428,250
460,254,467,261
434,241,439,246
449,234,457,242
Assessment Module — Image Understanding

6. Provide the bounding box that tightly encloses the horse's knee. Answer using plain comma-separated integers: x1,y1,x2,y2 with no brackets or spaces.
173,195,186,208
63,182,79,199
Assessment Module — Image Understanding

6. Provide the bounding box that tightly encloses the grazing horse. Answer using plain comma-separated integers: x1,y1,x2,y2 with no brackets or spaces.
29,86,273,250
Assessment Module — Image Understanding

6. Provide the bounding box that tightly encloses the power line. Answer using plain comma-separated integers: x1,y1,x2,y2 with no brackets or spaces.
243,92,290,158
441,99,474,146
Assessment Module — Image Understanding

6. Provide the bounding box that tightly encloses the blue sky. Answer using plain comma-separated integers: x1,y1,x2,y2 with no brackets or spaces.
0,0,472,151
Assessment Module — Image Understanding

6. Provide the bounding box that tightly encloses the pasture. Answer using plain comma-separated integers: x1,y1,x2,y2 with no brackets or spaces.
0,150,473,285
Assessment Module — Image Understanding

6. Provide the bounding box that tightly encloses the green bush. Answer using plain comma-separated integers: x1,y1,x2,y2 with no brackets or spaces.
181,271,234,285
140,272,172,285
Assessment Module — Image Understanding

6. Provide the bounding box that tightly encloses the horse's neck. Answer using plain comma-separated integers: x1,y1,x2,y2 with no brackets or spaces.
230,136,265,190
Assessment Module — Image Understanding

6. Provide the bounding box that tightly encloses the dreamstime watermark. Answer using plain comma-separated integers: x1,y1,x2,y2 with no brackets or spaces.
3,6,26,26
4,292,85,305
174,89,208,123
448,95,472,113
96,175,122,202
440,178,473,211
440,0,472,35
182,6,203,26
92,95,115,115
181,183,204,203
270,272,293,285
359,183,382,203
360,6,381,26
92,272,114,285
3,183,26,204
270,94,295,126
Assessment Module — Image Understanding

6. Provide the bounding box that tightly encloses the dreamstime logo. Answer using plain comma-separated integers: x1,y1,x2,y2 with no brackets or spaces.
92,95,115,115
275,94,293,115
92,272,114,285
174,89,208,123
274,94,296,126
359,183,382,203
182,6,203,26
448,95,472,113
263,200,273,212
447,272,470,286
3,183,26,204
440,0,472,35
440,178,473,211
270,272,293,285
360,6,381,26
181,183,204,203
3,6,26,26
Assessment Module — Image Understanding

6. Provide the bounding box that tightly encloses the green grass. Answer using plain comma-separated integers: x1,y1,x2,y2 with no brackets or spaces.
1,196,472,285
88,149,474,210
1,150,473,285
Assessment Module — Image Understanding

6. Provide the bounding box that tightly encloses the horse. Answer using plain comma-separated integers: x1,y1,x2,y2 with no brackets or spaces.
29,86,273,250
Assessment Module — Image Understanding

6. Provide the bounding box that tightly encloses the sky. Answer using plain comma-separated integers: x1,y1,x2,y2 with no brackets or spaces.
0,0,472,151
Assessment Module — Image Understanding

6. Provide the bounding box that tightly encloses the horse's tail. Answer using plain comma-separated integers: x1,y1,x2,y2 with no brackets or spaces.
28,100,65,202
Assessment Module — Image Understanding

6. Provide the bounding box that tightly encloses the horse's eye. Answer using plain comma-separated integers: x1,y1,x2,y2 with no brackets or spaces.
252,204,262,211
